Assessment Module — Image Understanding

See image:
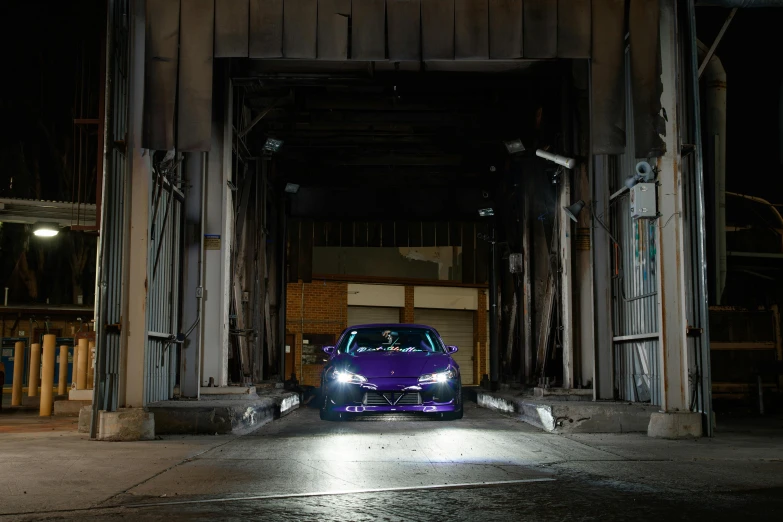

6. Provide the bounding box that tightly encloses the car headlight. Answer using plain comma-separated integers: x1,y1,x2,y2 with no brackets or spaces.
329,370,367,384
418,369,456,384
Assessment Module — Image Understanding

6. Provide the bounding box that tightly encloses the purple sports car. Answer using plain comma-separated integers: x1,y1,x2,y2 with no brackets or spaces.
319,324,463,421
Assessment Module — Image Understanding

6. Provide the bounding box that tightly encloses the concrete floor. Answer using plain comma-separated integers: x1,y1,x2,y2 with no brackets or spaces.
1,398,782,521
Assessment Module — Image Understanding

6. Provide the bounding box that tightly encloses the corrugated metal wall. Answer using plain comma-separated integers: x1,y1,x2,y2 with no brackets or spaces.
610,46,662,405
143,167,183,405
93,0,131,426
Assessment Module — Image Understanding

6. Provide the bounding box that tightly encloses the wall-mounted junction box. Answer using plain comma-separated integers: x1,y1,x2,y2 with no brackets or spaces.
630,183,657,219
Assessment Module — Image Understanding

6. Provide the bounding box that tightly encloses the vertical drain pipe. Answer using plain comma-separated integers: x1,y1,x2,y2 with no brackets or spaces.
698,41,727,303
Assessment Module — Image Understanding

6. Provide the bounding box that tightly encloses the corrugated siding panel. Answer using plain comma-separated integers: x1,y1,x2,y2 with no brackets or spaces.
611,47,661,406
347,306,401,326
415,309,474,385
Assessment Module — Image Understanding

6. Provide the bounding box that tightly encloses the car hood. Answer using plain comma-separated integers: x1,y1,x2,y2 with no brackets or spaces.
341,351,454,378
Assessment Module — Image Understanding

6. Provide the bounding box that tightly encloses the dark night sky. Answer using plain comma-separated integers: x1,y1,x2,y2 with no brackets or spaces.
697,7,783,200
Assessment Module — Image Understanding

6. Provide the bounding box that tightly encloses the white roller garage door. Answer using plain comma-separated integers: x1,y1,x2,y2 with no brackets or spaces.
347,306,400,327
414,309,474,385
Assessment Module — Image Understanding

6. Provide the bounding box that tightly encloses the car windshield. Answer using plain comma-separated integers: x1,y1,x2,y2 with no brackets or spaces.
338,327,445,355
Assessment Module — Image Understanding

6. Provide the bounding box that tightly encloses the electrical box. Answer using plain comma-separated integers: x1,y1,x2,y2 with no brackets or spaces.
630,183,657,219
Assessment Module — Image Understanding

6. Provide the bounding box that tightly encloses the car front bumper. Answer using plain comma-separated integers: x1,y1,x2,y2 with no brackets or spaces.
323,377,460,414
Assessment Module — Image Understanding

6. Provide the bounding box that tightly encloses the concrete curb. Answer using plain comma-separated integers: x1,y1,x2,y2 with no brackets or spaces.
476,390,658,434
146,391,300,435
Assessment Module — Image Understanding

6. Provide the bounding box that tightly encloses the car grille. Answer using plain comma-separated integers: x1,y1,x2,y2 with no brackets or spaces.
363,392,422,406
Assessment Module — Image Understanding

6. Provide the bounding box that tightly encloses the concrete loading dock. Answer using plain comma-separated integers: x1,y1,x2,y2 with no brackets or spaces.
2,0,783,519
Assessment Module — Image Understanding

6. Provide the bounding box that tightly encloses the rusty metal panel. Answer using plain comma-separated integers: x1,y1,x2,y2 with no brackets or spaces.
249,0,283,58
177,0,214,152
387,0,421,61
455,0,489,60
215,0,249,57
318,0,351,59
284,0,318,58
523,0,557,58
557,0,590,58
488,0,523,59
629,0,663,157
352,0,386,60
591,0,625,154
422,0,455,60
143,0,180,151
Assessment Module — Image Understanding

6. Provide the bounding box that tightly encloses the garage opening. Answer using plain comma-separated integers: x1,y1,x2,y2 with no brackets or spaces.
224,59,582,390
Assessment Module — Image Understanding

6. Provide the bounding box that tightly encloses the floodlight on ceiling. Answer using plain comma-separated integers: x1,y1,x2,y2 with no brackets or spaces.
33,222,59,238
263,138,284,154
504,139,526,155
284,183,300,194
478,208,494,217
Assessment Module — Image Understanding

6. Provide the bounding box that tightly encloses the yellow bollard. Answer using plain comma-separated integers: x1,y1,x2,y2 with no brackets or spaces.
72,340,79,388
87,341,95,389
11,341,24,406
58,345,69,396
40,335,56,416
76,338,88,390
28,343,41,397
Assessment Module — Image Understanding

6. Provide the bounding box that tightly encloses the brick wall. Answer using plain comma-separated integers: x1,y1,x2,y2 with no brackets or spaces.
400,286,415,323
286,281,348,386
475,290,488,381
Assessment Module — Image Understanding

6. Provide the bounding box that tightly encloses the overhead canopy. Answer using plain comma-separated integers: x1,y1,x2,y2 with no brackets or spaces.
143,0,663,156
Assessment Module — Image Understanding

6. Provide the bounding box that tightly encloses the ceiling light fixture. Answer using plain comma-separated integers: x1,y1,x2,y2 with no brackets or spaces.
284,183,300,194
33,222,59,238
504,139,526,155
263,138,284,154
478,208,494,217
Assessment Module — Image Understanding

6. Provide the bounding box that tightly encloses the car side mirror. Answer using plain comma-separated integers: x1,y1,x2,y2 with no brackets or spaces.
323,346,335,355
446,345,458,354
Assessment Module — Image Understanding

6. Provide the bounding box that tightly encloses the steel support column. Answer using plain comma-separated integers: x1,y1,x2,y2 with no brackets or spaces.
655,0,691,414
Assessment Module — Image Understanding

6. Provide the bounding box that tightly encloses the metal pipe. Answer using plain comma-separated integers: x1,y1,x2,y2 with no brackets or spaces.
697,9,736,78
688,0,715,436
278,196,288,382
698,41,728,303
489,224,499,389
